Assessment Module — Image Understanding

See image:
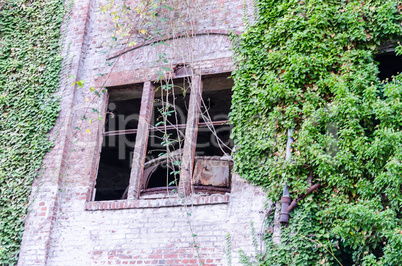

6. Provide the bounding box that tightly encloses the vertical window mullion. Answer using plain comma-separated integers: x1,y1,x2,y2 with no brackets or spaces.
180,75,203,196
127,81,155,199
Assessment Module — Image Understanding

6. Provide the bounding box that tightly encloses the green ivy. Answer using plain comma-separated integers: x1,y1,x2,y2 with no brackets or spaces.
231,0,402,264
0,0,64,264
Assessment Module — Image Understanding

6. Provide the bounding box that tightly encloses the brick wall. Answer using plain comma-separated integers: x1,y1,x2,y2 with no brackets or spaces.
17,0,268,265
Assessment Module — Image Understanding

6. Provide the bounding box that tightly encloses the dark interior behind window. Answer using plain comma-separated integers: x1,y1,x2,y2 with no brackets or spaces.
376,52,402,81
94,86,142,201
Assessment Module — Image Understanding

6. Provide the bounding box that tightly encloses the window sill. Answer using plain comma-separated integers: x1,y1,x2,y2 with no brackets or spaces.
85,193,230,211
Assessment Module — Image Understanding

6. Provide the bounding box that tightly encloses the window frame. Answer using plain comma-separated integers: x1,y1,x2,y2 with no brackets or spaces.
91,73,232,201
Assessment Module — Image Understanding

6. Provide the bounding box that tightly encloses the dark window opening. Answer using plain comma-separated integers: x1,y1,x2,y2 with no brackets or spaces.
196,124,232,157
193,74,234,192
144,128,183,191
151,80,190,127
146,165,180,188
142,79,190,193
196,75,234,157
95,134,136,201
376,52,402,81
93,74,236,200
94,85,142,201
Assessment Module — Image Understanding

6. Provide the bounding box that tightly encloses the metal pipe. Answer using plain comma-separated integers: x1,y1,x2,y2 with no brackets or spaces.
280,183,321,224
286,200,298,214
280,184,291,223
279,129,295,224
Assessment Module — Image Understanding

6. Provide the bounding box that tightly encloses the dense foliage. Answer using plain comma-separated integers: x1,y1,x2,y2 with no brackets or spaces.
231,0,402,264
0,0,64,263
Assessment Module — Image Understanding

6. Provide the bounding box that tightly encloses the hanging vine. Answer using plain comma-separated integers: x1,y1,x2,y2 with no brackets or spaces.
231,0,402,265
79,0,227,263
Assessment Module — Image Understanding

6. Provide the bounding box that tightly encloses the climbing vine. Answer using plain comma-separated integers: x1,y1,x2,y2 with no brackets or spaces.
0,0,64,264
231,0,402,264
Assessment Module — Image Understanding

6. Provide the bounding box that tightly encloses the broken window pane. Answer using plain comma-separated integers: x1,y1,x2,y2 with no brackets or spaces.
142,79,190,192
95,86,142,201
193,74,234,191
95,134,136,201
196,75,234,157
144,129,183,190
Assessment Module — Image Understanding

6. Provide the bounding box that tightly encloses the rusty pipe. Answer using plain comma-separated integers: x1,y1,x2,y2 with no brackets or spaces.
280,183,321,224
306,183,321,195
280,196,292,223
280,184,291,223
286,200,298,214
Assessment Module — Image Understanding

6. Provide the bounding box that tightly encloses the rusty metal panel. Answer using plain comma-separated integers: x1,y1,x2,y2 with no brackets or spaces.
192,158,230,187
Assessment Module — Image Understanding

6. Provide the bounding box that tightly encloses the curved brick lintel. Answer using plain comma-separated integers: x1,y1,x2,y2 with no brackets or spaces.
85,194,230,211
94,57,234,88
106,29,241,60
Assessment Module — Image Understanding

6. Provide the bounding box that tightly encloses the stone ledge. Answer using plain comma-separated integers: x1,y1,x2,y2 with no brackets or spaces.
85,194,230,211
